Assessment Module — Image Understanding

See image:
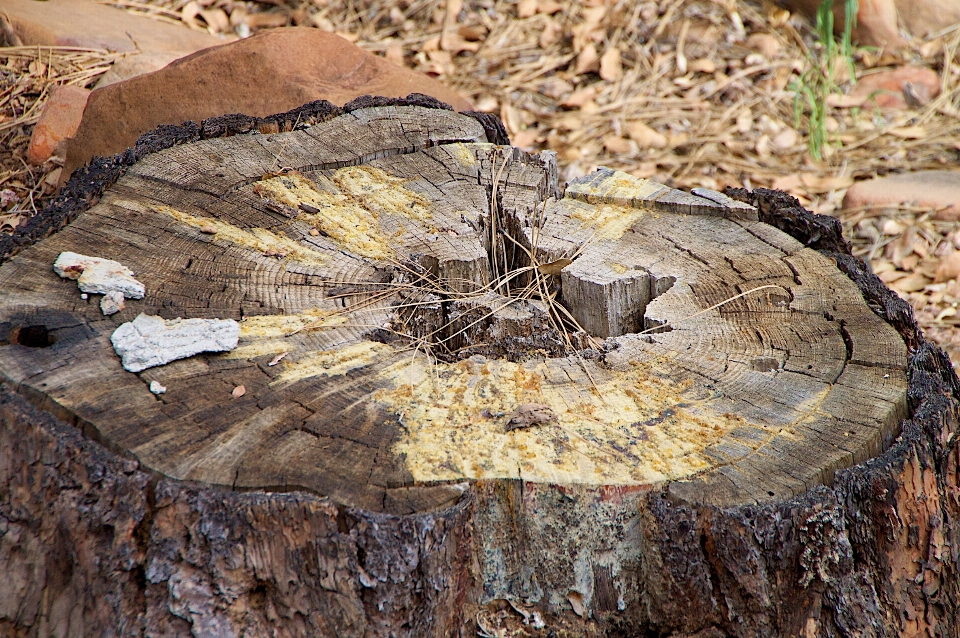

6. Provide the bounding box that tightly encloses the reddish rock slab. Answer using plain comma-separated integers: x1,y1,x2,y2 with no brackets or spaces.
849,66,941,110
3,0,226,54
94,52,187,89
897,0,960,39
781,0,960,47
843,171,960,220
26,85,90,166
781,0,905,48
63,28,472,182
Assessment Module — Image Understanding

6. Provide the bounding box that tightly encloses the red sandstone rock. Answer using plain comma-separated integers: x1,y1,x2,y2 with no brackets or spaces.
94,52,186,89
63,28,472,182
781,0,904,47
849,66,941,110
781,0,959,47
5,0,228,92
843,171,960,220
897,0,960,39
3,0,226,54
26,85,90,166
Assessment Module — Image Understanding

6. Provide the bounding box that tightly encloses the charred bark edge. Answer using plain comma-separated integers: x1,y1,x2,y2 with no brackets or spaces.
0,94,509,263
634,188,960,637
0,384,474,637
726,187,921,350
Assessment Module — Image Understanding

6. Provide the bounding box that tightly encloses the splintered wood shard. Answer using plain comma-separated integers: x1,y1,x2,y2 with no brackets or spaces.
0,104,925,633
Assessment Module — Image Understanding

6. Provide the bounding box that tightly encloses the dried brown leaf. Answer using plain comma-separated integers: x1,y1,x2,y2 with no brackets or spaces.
518,0,538,19
603,135,636,155
626,121,668,149
599,47,622,82
889,126,927,139
199,8,229,33
574,43,599,75
799,174,854,192
560,86,597,108
538,258,573,276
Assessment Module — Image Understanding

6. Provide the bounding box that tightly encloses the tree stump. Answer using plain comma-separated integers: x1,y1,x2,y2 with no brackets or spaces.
1,96,958,637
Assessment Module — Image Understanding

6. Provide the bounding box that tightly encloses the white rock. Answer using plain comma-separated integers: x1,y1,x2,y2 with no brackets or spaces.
110,313,240,373
100,290,125,316
53,251,145,299
149,380,167,395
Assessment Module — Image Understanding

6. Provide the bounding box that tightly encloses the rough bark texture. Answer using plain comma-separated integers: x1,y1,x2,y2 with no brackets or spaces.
0,389,472,637
0,99,957,637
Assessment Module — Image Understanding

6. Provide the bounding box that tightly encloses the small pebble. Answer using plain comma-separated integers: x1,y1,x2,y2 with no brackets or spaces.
772,129,798,151
309,228,320,237
200,225,217,234
149,380,166,395
80,293,88,300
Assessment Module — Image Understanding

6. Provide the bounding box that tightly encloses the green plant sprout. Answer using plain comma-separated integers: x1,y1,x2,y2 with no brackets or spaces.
790,0,858,160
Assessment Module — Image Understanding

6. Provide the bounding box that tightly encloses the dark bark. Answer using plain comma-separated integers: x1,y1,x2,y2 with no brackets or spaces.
0,388,472,638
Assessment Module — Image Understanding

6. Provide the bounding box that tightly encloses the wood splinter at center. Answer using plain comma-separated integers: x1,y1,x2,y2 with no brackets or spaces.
0,106,908,516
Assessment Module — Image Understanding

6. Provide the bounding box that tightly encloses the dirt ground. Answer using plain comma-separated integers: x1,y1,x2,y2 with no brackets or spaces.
3,0,960,363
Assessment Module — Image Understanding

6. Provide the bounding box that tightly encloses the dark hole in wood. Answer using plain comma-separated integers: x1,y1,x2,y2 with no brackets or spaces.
371,240,680,361
8,324,56,348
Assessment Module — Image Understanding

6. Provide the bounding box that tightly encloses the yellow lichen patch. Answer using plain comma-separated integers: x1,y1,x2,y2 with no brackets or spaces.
568,204,646,241
376,355,751,485
275,341,393,385
332,166,432,222
253,167,432,261
609,262,628,274
153,205,327,267
221,311,347,359
566,170,668,205
255,172,392,260
449,142,479,167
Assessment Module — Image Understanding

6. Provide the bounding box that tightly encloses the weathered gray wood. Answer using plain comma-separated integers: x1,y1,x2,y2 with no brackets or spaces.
1,101,952,637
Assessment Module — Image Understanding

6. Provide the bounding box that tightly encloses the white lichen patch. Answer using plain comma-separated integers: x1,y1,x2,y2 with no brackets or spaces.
53,251,145,299
376,354,748,485
111,313,239,373
274,341,392,385
153,205,328,267
221,311,347,360
253,166,432,261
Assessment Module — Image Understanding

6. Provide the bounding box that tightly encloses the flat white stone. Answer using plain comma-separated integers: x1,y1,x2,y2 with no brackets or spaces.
100,290,125,316
53,251,145,299
149,380,166,395
111,313,239,373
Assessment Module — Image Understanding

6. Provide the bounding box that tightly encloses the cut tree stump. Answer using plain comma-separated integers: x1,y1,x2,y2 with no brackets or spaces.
1,96,959,637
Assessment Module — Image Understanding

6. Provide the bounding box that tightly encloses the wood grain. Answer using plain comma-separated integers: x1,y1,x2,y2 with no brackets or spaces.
0,103,954,637
0,106,908,512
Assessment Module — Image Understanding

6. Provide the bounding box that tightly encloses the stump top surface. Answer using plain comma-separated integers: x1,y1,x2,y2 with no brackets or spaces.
0,105,909,513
